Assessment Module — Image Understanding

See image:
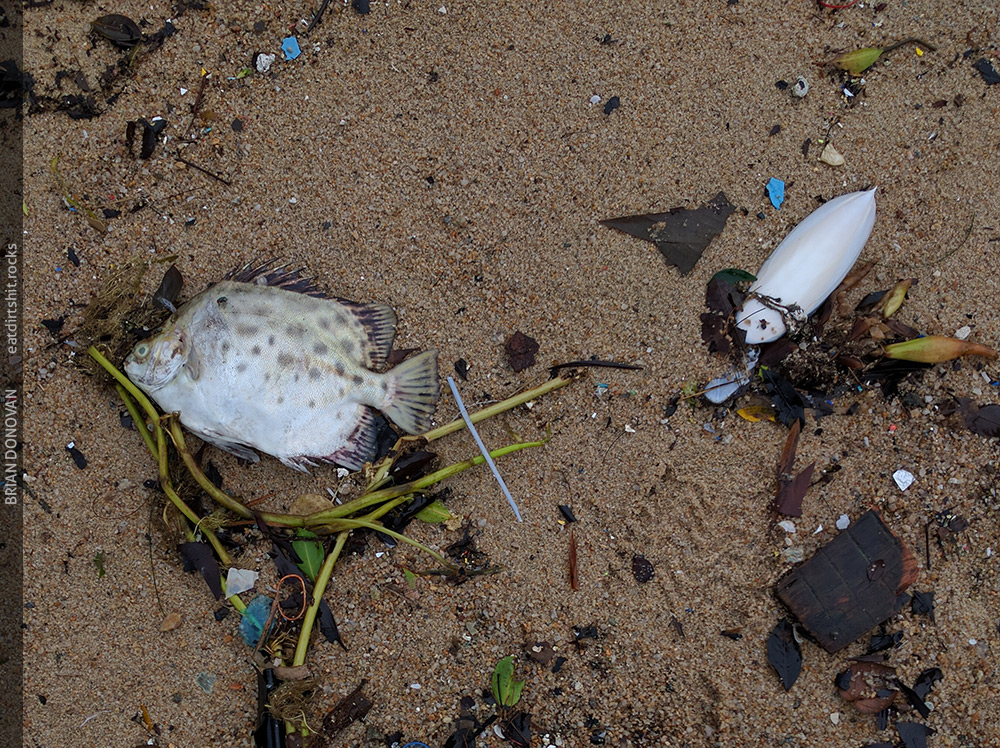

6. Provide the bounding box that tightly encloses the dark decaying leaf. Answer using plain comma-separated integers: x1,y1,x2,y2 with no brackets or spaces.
65,444,87,469
774,419,813,517
389,450,437,483
454,358,469,380
378,490,445,544
322,681,372,736
700,312,731,355
42,317,65,337
318,598,346,650
505,331,539,372
631,555,654,583
443,728,478,748
897,722,936,748
600,192,735,274
868,629,903,653
178,541,222,599
501,711,531,747
895,677,930,718
525,640,555,665
758,337,797,368
371,414,399,463
863,359,931,398
912,667,943,700
92,14,143,48
910,589,935,621
958,398,1000,438
973,57,1000,85
766,618,802,691
762,369,805,426
861,743,894,748
153,264,183,310
775,511,918,653
775,463,814,518
558,504,577,523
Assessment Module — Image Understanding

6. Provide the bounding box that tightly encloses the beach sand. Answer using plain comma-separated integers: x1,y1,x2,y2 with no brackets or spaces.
20,1,999,746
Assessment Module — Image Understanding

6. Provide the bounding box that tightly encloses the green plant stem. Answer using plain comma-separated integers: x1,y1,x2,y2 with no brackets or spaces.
292,531,347,667
305,438,546,525
420,373,576,443
116,383,157,457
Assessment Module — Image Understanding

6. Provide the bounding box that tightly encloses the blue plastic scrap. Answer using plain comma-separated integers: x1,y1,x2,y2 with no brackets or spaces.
281,36,301,61
766,177,785,210
238,595,275,646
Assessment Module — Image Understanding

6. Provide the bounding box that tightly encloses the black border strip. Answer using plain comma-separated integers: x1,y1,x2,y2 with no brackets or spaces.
0,0,24,744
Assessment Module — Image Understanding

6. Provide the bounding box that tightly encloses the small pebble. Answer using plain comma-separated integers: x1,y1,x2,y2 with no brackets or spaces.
893,469,914,491
820,142,845,166
777,520,796,533
954,325,972,340
836,514,850,530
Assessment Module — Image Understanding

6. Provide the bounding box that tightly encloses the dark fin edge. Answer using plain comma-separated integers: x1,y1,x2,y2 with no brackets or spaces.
226,258,328,298
341,301,398,368
312,407,379,472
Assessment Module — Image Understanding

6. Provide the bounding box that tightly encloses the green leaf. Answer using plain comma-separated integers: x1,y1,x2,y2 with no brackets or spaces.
491,656,525,707
711,268,756,284
832,47,884,75
291,529,325,582
93,551,105,578
403,568,417,588
415,499,456,523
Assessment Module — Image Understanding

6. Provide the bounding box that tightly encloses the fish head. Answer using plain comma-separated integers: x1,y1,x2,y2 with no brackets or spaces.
124,327,190,390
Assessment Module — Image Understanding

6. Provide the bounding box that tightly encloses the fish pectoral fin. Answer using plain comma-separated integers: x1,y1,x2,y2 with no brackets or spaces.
184,345,200,380
197,431,258,463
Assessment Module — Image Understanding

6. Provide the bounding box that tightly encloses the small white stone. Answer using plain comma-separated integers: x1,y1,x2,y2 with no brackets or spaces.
336,468,350,479
777,520,796,533
589,94,601,105
624,424,636,433
893,469,914,491
836,514,850,530
830,712,840,725
954,325,972,340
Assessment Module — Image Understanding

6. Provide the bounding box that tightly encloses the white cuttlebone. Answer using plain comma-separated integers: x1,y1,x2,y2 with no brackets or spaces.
736,188,877,345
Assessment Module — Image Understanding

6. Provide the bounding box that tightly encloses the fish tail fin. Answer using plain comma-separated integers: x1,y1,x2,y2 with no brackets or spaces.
381,350,439,434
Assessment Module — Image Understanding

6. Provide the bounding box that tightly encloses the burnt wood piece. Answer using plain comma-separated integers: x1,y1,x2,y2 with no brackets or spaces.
775,510,918,653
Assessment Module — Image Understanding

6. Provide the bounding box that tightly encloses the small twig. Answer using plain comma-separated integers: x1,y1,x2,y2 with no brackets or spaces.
306,0,333,32
175,153,232,185
548,359,643,377
882,36,937,54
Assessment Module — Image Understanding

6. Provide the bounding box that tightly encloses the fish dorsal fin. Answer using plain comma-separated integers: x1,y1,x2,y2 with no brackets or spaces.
342,301,397,368
225,259,327,297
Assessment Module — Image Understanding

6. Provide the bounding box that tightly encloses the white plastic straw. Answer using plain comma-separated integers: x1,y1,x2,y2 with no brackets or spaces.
446,376,523,522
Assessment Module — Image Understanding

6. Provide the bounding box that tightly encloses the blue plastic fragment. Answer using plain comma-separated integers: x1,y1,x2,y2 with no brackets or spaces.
766,177,785,209
401,743,431,748
281,36,301,61
196,671,216,694
238,595,274,646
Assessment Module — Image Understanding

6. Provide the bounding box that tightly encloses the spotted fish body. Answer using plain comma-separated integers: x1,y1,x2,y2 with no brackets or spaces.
124,266,439,471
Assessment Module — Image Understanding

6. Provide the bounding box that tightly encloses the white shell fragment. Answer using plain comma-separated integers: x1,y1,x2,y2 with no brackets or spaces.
736,188,877,344
893,469,914,491
792,76,810,98
819,142,845,166
836,514,850,530
778,520,797,533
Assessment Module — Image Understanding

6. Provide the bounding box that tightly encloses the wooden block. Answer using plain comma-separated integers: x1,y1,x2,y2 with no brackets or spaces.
775,510,918,653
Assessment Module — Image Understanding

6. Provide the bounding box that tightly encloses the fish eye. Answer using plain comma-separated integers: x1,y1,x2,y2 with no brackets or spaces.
134,343,150,358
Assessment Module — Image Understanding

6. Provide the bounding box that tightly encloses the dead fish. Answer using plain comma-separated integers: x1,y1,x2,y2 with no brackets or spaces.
124,263,439,471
